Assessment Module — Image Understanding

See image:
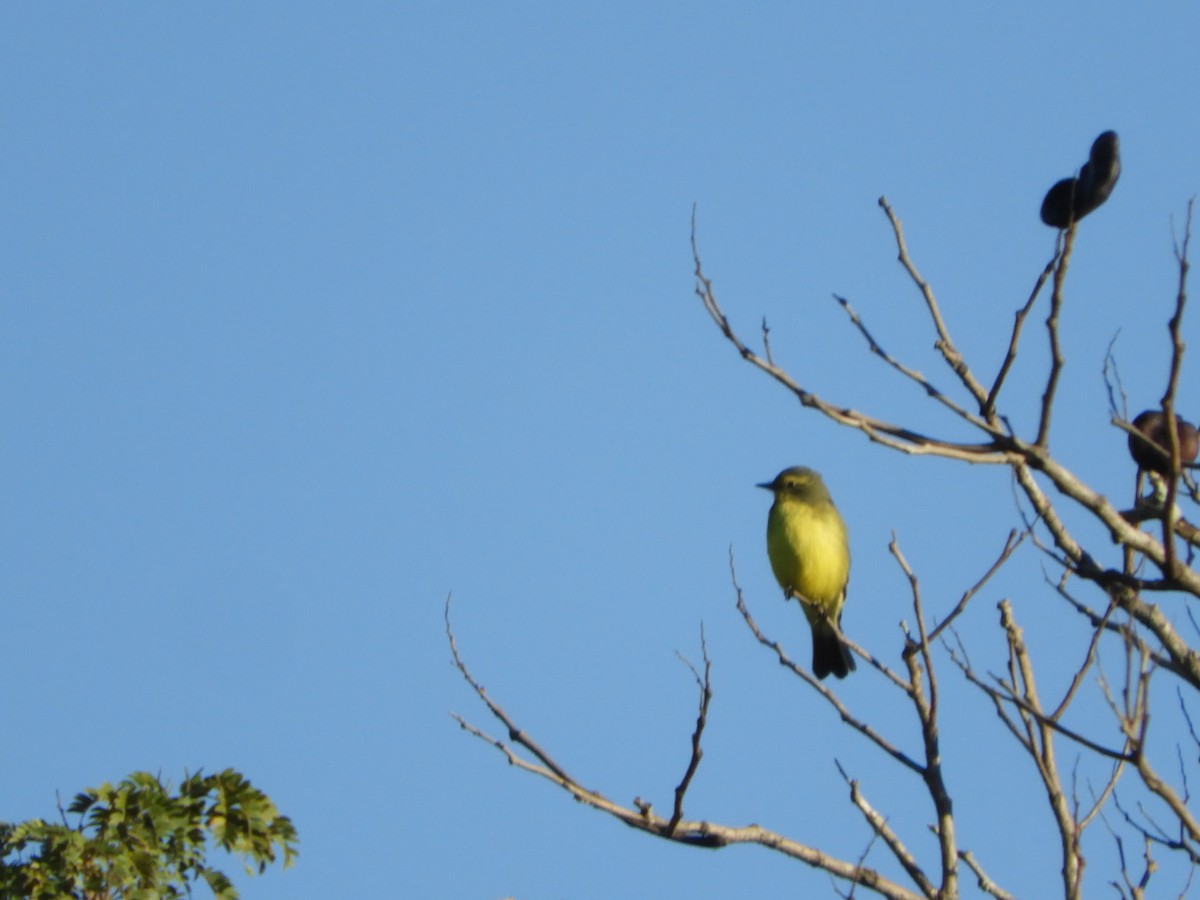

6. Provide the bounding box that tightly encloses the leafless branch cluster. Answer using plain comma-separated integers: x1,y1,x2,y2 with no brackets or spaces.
446,595,927,899
449,197,1200,897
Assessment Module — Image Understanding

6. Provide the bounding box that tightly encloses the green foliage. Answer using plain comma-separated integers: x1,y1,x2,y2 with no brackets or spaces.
0,769,297,899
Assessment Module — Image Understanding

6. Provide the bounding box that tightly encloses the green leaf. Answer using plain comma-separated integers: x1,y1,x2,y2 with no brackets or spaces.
0,768,297,898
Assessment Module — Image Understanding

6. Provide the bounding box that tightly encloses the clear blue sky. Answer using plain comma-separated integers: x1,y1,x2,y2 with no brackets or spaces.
4,4,1200,898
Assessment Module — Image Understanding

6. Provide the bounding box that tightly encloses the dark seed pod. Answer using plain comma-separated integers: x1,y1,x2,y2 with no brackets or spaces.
1040,131,1121,228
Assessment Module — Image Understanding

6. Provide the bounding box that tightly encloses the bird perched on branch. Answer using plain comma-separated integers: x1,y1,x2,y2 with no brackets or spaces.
1128,409,1199,475
1128,409,1199,506
758,467,855,680
1040,130,1121,228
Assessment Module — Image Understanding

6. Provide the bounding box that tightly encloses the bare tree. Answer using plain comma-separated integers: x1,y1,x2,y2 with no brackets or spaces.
447,192,1200,899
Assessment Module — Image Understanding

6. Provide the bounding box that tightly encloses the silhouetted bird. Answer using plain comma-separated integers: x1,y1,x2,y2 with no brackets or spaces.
1128,409,1199,476
1040,131,1121,228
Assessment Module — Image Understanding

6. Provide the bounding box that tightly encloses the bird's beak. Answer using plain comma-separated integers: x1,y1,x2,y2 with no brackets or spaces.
756,481,774,491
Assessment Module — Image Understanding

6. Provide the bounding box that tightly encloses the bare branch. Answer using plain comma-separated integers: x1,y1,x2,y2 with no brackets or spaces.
877,196,993,412
1158,199,1195,575
1103,332,1130,422
889,538,958,894
447,593,925,899
986,248,1059,417
692,221,1010,464
446,594,581,787
928,529,1024,644
1133,749,1200,856
997,600,1084,899
1050,594,1120,722
1079,758,1127,833
1049,577,1177,677
958,849,1016,900
668,627,712,834
836,761,936,898
696,211,1200,646
1008,461,1200,689
733,578,924,775
835,293,991,429
1102,637,1200,867
952,634,1131,761
761,316,775,367
1037,225,1077,446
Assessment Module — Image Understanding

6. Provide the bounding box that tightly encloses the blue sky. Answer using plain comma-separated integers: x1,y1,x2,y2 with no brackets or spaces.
5,4,1200,898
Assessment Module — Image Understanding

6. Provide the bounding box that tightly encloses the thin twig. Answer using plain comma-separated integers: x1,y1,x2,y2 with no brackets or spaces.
1159,198,1195,575
958,849,1016,900
888,536,957,895
835,294,991,429
734,583,924,774
1049,594,1120,722
998,600,1083,899
836,761,936,898
1103,333,1129,422
668,627,712,834
761,317,775,367
877,197,992,411
986,248,1059,417
1037,225,1077,447
928,529,1024,644
951,644,1131,761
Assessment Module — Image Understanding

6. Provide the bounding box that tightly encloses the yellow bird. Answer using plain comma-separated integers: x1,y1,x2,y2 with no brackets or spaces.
757,466,855,679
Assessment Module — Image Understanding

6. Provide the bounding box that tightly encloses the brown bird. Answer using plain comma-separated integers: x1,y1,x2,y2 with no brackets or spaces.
1128,409,1199,476
1040,131,1121,228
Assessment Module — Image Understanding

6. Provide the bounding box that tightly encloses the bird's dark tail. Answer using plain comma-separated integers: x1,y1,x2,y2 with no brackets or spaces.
812,621,855,680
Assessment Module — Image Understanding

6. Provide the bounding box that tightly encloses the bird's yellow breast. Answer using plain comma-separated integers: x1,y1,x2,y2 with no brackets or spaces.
765,495,850,620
